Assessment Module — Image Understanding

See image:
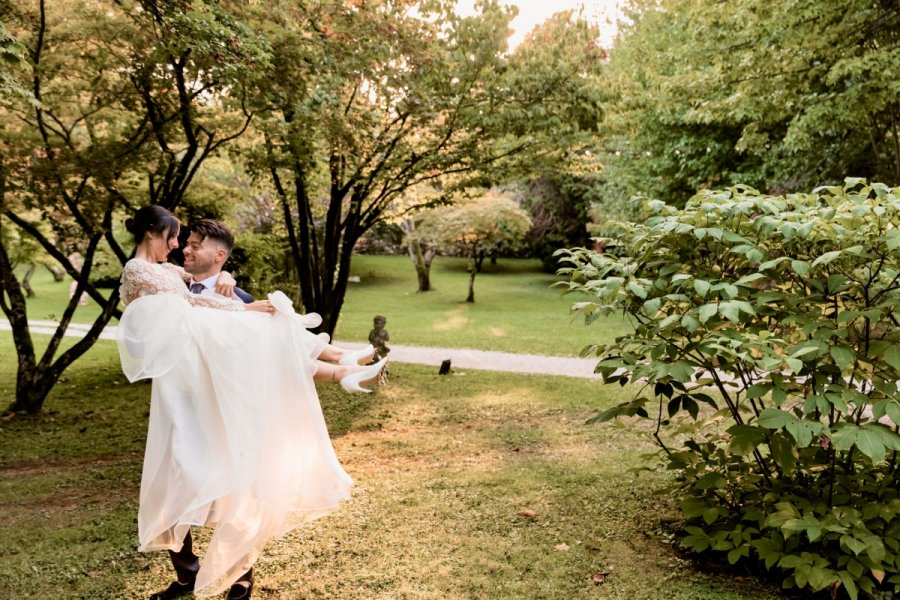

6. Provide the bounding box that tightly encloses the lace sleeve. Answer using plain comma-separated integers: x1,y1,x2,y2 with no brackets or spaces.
120,260,167,305
187,291,246,311
167,263,191,283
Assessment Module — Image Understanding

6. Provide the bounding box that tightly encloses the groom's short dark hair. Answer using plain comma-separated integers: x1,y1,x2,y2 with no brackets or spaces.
190,219,235,253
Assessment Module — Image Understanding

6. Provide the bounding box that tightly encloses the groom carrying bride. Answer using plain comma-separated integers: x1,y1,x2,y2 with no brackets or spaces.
151,218,255,600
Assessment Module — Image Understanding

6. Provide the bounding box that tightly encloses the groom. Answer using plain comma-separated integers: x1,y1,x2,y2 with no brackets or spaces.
150,218,254,600
183,219,254,304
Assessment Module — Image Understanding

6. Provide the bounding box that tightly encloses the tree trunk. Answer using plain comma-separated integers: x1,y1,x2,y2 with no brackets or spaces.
21,263,37,298
1,204,121,414
466,257,476,303
475,248,485,273
407,239,435,292
44,262,66,282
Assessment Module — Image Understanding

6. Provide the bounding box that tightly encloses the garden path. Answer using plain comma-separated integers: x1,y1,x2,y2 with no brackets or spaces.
2,319,601,379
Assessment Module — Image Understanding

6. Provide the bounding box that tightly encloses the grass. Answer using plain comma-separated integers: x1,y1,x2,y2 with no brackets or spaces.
0,334,788,599
16,255,630,356
335,255,631,356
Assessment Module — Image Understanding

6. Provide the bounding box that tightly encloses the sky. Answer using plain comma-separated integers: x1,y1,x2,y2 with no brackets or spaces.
452,0,625,49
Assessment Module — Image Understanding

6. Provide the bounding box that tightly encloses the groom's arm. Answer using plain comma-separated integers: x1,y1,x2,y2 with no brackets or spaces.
233,287,254,304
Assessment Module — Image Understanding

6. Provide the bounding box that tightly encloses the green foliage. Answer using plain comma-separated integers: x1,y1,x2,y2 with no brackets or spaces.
248,0,602,331
419,189,533,258
597,0,900,207
418,189,531,301
559,180,900,597
521,175,593,273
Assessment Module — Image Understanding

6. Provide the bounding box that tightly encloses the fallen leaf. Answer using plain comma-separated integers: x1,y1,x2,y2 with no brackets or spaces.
555,543,569,551
516,509,538,519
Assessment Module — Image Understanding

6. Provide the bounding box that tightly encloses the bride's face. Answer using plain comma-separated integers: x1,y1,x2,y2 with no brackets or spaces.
145,226,180,262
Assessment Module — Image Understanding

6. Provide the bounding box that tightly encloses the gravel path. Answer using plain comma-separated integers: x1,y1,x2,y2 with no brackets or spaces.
2,320,599,379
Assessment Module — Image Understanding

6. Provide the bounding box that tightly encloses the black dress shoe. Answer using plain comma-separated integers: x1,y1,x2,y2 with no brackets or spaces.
149,579,194,600
226,578,253,600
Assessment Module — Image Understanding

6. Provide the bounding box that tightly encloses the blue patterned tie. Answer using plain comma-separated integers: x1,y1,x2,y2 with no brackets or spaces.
189,283,205,294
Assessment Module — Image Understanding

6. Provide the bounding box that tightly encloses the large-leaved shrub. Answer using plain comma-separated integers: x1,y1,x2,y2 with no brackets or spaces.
558,180,900,599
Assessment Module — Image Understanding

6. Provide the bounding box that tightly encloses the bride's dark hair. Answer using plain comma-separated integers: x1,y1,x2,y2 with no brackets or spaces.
125,206,180,244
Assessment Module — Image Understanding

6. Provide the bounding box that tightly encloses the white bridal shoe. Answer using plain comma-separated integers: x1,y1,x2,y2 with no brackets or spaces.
340,358,388,393
339,344,376,366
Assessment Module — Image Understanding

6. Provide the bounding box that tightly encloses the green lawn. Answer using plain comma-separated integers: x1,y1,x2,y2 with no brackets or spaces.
336,255,631,356
0,335,787,599
17,255,630,356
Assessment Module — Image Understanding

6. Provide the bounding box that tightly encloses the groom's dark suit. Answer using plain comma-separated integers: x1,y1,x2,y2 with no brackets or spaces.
167,282,255,593
187,280,255,303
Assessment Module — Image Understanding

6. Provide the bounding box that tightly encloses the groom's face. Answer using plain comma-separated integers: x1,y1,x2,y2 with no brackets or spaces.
183,232,224,276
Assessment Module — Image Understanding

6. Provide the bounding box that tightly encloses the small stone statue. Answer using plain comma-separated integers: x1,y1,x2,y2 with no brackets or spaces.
368,315,391,361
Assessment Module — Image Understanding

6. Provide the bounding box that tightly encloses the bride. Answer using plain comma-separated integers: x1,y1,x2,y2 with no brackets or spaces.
117,205,384,599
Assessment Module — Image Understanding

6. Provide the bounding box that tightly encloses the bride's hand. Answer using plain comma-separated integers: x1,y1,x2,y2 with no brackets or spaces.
215,271,236,297
246,300,276,314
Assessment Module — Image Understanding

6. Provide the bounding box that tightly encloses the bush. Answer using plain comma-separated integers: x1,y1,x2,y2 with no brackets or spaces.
228,231,296,299
557,180,900,599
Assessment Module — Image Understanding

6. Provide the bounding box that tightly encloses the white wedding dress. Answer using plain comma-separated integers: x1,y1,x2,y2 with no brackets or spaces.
117,258,352,597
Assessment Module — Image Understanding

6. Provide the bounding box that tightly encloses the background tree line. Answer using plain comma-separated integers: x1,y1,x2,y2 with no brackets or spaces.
2,0,897,413
0,0,601,412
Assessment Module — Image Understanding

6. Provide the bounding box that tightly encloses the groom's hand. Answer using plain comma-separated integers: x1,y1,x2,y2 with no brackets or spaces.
215,271,236,297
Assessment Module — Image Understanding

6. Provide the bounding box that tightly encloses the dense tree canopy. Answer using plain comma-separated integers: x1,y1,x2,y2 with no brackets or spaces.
249,0,603,333
0,0,270,412
598,0,900,208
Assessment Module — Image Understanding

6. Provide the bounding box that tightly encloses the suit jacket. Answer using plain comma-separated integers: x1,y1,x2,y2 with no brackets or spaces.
187,278,254,304
232,286,254,304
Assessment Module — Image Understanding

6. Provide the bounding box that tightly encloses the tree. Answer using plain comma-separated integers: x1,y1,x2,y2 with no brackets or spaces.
418,189,531,302
250,0,603,334
559,180,900,598
389,182,447,293
0,0,269,413
598,0,900,206
521,175,594,273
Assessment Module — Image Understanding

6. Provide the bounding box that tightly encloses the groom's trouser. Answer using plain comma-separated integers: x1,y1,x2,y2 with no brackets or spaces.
170,530,252,584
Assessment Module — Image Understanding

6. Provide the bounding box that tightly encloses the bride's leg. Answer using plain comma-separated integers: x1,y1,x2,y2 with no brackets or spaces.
313,360,383,388
317,345,344,363
313,361,351,383
317,344,375,365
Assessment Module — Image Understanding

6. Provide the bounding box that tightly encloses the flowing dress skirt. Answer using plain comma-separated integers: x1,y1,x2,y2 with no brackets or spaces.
116,293,352,596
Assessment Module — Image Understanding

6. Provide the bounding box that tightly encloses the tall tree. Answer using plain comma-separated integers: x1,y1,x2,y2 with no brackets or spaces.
251,1,604,334
0,0,268,413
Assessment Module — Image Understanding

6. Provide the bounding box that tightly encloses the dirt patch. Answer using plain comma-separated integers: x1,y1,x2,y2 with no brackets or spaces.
0,450,142,478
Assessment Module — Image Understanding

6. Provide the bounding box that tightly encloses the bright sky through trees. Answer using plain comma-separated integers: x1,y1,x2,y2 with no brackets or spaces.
453,0,623,48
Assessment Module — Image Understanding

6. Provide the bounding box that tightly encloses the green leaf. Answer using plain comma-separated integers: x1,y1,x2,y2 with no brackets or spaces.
746,383,770,399
643,297,661,314
719,301,740,323
698,303,718,323
830,346,855,370
855,427,888,463
757,408,795,429
727,425,767,456
668,362,695,383
811,250,842,267
770,433,797,474
884,346,900,370
735,273,765,286
693,279,710,297
680,315,700,333
791,260,810,276
628,281,647,299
